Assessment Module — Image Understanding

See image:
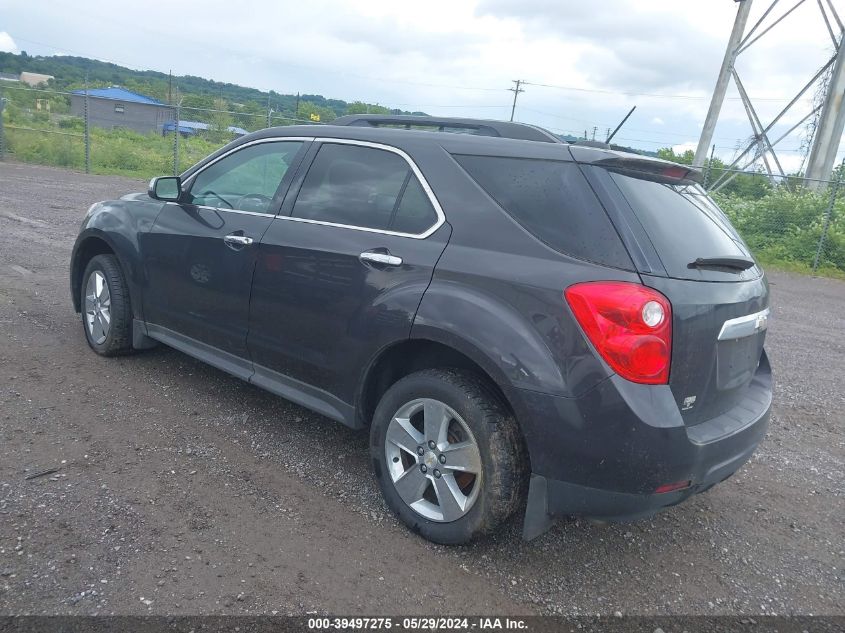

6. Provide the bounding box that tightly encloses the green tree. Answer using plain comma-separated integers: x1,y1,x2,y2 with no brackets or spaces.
346,101,391,115
208,98,234,135
237,100,266,131
180,93,215,110
296,101,336,123
657,147,772,199
656,147,694,164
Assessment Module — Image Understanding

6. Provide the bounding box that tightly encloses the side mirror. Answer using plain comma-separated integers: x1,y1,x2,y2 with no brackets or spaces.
148,176,182,202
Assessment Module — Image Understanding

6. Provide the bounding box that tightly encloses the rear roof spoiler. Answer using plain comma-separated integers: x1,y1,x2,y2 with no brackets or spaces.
332,114,563,144
579,152,703,184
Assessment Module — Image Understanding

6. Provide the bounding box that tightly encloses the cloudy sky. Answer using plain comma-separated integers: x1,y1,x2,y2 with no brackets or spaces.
2,0,843,170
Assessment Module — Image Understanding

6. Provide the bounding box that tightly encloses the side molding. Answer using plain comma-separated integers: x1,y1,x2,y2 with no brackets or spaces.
144,323,357,428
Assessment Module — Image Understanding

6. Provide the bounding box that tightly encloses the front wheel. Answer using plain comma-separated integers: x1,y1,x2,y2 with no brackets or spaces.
80,254,133,356
370,368,527,544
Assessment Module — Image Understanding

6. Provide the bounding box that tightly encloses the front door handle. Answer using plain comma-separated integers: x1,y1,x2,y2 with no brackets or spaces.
223,234,254,249
359,251,403,267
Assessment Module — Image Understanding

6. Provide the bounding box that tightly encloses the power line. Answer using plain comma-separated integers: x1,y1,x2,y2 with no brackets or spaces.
517,105,756,143
522,79,801,102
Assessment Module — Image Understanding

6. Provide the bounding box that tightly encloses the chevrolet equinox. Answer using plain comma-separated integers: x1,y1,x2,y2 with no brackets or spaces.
70,116,772,544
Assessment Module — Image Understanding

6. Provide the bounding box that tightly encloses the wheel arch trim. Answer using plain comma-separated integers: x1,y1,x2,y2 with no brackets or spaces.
70,229,138,316
355,332,529,432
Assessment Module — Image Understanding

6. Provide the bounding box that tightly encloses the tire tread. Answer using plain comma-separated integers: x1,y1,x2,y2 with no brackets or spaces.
81,254,133,356
371,367,528,544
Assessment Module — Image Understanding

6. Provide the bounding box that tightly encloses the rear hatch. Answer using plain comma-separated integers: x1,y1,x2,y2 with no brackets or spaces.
582,157,770,426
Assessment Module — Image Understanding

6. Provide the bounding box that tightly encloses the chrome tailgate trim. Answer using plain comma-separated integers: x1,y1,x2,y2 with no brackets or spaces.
717,307,770,341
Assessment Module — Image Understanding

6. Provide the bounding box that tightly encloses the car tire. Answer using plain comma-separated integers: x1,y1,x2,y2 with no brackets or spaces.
80,254,133,356
370,368,527,544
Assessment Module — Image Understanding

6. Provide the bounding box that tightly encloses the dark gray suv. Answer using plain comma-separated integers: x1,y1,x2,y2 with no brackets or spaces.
70,116,772,544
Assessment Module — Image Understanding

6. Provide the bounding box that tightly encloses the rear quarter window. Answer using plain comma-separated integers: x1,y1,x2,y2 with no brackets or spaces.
454,155,633,270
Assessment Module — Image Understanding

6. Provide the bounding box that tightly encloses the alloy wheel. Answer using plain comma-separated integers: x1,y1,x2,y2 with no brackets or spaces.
384,398,483,522
84,270,111,345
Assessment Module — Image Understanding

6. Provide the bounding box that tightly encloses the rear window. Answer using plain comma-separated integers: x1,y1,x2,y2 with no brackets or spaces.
454,155,633,269
609,172,754,280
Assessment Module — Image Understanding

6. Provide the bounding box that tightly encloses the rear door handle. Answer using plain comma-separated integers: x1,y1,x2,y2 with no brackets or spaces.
359,251,403,267
223,234,254,249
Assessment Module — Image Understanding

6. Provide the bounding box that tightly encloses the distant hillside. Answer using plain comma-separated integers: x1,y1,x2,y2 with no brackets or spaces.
0,51,425,122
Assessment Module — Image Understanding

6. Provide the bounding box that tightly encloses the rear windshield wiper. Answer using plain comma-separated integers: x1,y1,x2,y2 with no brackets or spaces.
688,256,756,271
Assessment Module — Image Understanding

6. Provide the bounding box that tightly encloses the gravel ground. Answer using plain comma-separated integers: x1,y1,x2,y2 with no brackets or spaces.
0,162,842,616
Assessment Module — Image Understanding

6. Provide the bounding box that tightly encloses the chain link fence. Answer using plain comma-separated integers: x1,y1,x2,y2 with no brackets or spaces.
0,84,322,177
700,161,845,277
0,83,843,276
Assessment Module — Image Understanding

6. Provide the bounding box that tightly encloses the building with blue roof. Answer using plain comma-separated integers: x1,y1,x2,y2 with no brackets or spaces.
70,86,171,134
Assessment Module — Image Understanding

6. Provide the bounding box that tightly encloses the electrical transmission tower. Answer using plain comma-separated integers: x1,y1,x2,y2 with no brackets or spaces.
695,0,845,190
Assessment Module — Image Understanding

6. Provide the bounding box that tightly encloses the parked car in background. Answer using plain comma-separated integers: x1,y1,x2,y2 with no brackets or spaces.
162,119,249,137
70,116,772,544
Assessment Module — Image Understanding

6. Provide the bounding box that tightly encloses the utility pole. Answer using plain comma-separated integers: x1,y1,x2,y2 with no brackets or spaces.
0,90,5,161
806,35,845,189
508,80,524,121
295,92,300,120
694,0,754,167
267,93,272,128
168,70,172,104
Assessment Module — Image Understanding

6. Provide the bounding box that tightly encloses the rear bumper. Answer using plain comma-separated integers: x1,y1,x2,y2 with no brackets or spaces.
518,351,772,540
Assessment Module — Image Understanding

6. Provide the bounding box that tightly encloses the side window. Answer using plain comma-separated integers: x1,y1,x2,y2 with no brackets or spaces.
291,143,438,234
187,141,303,213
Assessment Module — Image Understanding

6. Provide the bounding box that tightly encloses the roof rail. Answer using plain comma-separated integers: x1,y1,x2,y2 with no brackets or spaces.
331,114,563,144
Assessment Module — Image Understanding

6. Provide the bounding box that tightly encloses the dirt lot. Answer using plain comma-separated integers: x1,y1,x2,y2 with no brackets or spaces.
0,162,842,617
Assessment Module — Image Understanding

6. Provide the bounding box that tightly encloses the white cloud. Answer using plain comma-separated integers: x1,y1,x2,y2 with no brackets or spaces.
672,142,698,155
0,31,19,54
2,0,841,165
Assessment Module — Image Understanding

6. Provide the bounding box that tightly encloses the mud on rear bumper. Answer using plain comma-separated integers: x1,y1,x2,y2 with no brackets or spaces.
518,353,772,540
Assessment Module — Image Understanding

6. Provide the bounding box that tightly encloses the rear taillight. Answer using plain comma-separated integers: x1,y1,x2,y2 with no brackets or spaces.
564,281,672,385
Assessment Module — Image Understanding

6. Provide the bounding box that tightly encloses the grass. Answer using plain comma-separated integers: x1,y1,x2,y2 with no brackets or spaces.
754,253,845,280
4,126,226,178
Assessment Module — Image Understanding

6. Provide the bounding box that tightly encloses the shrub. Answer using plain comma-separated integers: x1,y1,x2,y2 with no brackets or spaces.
715,188,845,272
6,129,84,169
